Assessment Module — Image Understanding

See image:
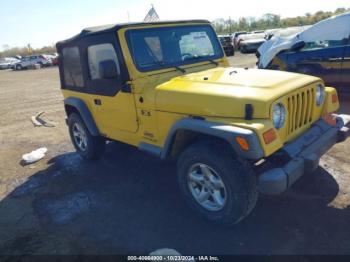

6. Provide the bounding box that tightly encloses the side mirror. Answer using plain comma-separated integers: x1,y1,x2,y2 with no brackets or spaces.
290,40,305,52
99,60,118,79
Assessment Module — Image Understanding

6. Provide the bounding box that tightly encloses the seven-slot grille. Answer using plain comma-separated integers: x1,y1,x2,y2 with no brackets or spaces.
286,87,315,136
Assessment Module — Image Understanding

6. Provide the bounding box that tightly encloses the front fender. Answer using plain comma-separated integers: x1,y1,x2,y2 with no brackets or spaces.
161,118,264,160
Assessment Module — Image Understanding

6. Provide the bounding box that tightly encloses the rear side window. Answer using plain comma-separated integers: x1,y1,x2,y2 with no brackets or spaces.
62,47,84,87
87,43,120,80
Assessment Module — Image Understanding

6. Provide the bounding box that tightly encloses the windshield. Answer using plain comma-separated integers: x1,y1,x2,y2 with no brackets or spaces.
126,25,224,72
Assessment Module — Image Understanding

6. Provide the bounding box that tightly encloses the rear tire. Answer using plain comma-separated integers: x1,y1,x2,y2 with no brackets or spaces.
68,113,105,160
177,140,258,226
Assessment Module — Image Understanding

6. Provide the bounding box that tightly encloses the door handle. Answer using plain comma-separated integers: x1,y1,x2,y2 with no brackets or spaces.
94,99,102,105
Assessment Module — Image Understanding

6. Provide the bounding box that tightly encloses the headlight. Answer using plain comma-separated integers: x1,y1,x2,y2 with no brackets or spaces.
272,103,286,129
316,84,325,106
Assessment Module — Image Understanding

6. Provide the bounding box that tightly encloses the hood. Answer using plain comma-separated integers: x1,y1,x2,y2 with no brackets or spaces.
155,67,320,118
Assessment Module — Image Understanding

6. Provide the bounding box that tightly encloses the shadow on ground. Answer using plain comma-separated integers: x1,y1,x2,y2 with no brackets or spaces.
0,142,349,255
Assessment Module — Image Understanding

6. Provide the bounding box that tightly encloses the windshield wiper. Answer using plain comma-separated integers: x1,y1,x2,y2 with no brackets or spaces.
206,59,219,66
186,55,219,66
172,65,186,73
149,60,186,73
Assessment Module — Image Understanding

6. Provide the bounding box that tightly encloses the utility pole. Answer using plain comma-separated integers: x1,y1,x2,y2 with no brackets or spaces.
228,16,233,36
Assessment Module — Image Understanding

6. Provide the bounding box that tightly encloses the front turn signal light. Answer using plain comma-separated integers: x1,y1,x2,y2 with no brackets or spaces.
236,137,250,151
263,129,277,145
332,93,338,104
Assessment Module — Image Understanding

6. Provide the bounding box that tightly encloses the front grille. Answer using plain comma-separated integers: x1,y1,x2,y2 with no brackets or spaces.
286,87,315,136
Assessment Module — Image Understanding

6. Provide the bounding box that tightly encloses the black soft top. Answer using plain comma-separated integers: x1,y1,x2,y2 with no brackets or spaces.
56,20,210,47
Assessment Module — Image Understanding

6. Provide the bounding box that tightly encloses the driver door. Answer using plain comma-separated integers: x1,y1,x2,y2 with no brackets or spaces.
85,40,138,136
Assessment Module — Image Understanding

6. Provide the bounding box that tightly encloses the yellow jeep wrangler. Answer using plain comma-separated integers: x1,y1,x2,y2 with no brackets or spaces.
57,20,350,225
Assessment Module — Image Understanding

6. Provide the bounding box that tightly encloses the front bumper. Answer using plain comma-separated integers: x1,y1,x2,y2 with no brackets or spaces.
259,114,350,195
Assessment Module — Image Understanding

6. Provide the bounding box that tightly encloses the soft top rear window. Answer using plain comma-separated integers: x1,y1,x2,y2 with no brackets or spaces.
62,47,84,88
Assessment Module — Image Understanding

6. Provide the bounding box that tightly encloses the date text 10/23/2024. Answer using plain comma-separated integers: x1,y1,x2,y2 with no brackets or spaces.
127,255,220,261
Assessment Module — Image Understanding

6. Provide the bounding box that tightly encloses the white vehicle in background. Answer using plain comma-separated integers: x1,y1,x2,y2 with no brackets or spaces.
273,26,311,38
237,33,266,53
264,28,282,40
232,31,247,48
0,57,20,70
13,55,52,70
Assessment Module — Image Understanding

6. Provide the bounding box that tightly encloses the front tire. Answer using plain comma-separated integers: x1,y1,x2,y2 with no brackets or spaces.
177,140,258,226
68,113,105,160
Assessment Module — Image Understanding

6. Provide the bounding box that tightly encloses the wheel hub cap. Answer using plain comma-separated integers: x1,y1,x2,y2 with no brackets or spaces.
72,123,87,151
187,163,227,211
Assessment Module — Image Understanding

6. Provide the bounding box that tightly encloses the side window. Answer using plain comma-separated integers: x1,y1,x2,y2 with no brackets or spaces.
62,47,84,87
87,43,120,80
302,40,346,51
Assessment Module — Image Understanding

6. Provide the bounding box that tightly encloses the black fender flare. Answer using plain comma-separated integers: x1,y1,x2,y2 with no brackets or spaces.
64,97,100,136
161,118,264,160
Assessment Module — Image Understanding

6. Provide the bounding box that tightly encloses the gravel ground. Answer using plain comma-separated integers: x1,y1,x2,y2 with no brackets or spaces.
0,52,349,255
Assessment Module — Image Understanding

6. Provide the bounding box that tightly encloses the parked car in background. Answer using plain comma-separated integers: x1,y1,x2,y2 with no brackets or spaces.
257,12,350,92
237,33,266,53
264,28,281,40
48,53,59,65
42,54,54,61
0,57,20,69
273,26,311,39
13,55,52,70
232,31,247,48
51,55,59,66
218,35,235,56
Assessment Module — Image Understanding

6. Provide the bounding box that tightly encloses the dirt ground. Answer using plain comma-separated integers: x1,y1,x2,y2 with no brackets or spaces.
0,52,349,255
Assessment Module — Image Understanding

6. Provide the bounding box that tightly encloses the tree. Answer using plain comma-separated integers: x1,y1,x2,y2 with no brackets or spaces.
212,7,349,35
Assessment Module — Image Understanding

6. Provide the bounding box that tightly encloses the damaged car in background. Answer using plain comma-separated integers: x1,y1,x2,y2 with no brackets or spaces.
257,12,350,92
237,33,266,53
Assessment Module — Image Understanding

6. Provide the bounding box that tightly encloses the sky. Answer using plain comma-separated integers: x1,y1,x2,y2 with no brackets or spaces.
1,0,349,50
